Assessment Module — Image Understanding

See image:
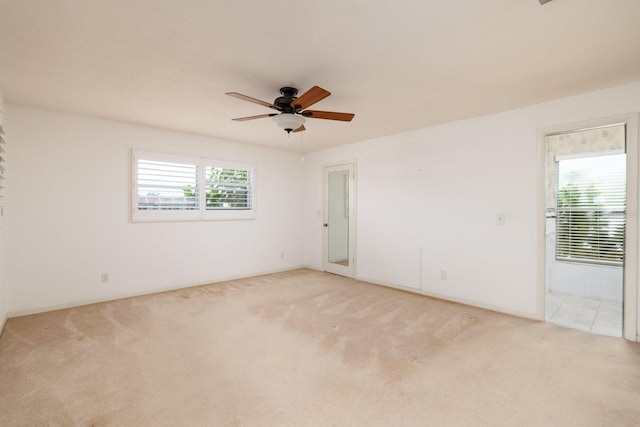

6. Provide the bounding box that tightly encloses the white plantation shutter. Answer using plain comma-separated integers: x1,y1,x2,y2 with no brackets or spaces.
133,151,255,221
205,166,253,210
136,159,199,211
555,153,626,266
203,159,255,220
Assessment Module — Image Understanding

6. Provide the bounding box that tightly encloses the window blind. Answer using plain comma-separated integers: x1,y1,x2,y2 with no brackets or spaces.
555,153,626,266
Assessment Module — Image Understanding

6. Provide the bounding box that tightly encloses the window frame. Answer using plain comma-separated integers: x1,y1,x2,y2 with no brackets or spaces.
132,150,256,222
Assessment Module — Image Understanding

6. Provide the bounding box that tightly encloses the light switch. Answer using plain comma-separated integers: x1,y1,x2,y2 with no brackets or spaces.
496,213,506,225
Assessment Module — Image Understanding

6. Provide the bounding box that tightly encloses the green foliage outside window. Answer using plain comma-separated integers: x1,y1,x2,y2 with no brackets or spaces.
556,171,625,265
183,168,251,210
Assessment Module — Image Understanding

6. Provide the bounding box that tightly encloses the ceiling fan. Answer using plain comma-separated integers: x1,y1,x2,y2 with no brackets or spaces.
226,86,355,134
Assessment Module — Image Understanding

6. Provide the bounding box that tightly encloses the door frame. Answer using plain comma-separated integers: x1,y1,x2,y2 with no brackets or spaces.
537,113,639,341
323,161,357,278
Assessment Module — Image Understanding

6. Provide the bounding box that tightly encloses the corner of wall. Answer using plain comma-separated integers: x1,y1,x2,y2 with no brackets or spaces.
0,314,7,338
0,90,7,335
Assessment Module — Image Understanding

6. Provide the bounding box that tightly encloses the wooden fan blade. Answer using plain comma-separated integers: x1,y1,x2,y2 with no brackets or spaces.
302,110,355,122
290,86,330,110
292,124,306,133
226,92,278,110
232,113,277,121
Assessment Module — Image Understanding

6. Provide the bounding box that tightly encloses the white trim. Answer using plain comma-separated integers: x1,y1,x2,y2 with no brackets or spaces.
537,113,639,342
544,121,626,137
625,114,640,342
358,275,539,321
6,266,306,318
537,128,548,321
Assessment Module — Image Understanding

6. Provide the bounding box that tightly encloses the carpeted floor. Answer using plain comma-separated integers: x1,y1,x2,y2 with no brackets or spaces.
1,268,639,426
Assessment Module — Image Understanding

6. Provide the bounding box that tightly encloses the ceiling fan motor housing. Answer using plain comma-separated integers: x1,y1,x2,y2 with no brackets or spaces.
275,87,299,113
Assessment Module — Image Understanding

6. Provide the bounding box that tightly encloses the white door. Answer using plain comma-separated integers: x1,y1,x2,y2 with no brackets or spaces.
323,163,356,277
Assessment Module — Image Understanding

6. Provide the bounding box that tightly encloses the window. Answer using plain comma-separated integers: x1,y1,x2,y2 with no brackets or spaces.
204,161,252,211
133,151,255,222
555,153,626,266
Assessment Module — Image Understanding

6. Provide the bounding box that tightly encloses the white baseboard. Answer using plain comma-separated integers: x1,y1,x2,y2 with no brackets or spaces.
5,266,544,325
7,265,308,319
356,274,540,321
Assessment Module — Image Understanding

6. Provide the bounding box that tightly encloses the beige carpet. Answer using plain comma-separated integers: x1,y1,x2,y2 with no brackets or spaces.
1,269,639,426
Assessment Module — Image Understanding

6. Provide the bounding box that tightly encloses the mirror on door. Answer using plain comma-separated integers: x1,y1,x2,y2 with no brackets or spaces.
327,169,349,267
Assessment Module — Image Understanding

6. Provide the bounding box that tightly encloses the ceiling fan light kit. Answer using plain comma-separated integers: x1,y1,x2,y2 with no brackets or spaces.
272,113,305,133
227,85,354,135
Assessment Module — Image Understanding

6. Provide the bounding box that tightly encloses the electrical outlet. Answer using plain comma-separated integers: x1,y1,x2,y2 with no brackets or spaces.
101,273,109,283
440,270,447,280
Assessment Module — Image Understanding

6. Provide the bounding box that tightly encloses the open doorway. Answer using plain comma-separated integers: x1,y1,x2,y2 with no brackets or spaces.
543,122,636,338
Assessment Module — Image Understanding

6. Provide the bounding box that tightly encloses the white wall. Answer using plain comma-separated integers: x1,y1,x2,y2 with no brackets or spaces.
6,105,304,315
303,82,640,325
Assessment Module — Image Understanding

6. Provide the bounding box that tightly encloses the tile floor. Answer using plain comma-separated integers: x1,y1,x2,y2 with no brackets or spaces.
545,292,622,337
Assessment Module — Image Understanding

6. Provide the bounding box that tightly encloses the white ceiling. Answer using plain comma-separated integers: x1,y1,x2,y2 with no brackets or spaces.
1,0,639,152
